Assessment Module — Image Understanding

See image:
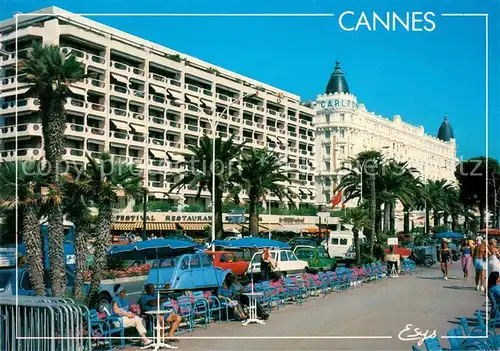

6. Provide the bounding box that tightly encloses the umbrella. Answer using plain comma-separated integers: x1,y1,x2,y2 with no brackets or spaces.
434,232,464,239
212,237,290,250
108,238,196,260
477,228,500,236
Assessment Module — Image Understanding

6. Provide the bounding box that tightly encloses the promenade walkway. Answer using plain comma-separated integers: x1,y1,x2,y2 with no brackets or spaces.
124,264,484,350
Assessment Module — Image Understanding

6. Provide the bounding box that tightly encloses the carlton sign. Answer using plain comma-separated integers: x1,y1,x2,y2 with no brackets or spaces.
318,98,358,110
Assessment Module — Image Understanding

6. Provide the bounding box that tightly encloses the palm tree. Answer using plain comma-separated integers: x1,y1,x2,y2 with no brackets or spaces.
340,206,371,266
73,153,142,305
336,150,383,257
227,148,295,235
0,161,46,295
424,179,452,231
21,43,87,296
169,135,244,239
62,172,93,301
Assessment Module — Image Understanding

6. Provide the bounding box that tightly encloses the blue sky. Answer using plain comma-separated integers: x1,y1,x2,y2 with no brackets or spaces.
1,0,498,160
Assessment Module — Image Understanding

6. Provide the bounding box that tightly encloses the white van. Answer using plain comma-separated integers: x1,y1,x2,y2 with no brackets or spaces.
322,231,366,260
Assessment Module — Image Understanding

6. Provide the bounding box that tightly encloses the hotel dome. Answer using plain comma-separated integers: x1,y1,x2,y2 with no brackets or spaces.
325,61,350,94
437,116,455,141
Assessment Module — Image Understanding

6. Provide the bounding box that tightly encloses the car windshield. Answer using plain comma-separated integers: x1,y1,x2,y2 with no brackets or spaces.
0,271,12,290
317,247,330,258
154,258,178,268
295,249,314,260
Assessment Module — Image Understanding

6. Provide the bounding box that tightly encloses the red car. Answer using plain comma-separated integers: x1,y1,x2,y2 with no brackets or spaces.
384,245,411,258
206,251,249,276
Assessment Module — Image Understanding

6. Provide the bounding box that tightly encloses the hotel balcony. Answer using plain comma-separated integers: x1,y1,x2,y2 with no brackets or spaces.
0,148,42,161
0,98,39,114
0,48,32,67
60,47,106,69
149,73,183,89
0,74,30,90
0,123,42,138
109,60,145,80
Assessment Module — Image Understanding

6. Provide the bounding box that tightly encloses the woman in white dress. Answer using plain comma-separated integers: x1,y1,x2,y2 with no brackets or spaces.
488,239,500,274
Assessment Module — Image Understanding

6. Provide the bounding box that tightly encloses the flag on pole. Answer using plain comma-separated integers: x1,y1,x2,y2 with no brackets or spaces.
331,191,342,208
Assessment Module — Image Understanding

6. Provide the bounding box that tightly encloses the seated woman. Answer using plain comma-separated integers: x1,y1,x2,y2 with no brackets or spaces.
488,271,500,318
139,284,181,343
111,284,152,346
218,275,269,321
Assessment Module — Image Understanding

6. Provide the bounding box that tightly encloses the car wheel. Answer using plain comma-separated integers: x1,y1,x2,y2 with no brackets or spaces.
96,292,112,312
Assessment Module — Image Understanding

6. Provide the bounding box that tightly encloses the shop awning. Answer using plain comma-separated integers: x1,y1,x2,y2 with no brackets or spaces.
111,120,129,131
112,222,138,231
149,84,164,94
278,224,308,233
111,73,129,84
167,153,184,162
267,135,279,143
223,223,242,232
0,87,31,98
167,89,184,101
145,222,176,231
130,124,146,134
68,85,86,96
181,222,210,231
304,226,329,234
185,94,200,105
240,224,269,233
200,99,215,109
149,148,165,158
267,223,286,232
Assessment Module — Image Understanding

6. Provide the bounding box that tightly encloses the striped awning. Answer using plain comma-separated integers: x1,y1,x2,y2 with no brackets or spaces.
145,222,176,231
112,222,138,231
181,222,210,231
240,224,269,233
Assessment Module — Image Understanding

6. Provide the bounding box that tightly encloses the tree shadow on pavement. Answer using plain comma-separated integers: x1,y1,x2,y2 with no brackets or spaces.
443,286,476,291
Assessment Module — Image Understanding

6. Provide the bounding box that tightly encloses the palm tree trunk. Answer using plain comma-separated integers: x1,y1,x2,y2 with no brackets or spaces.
248,195,259,236
369,174,376,258
383,203,390,235
389,203,395,234
88,206,112,306
425,206,430,235
433,210,439,228
23,204,46,296
353,228,360,266
42,98,67,297
47,205,66,296
73,223,89,302
403,209,410,233
214,187,223,240
479,205,486,229
443,212,449,227
451,214,458,232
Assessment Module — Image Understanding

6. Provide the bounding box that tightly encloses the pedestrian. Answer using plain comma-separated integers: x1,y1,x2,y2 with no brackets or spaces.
473,237,487,291
488,271,500,318
111,284,152,346
260,248,275,281
139,284,181,343
460,238,472,280
488,239,500,274
440,241,452,280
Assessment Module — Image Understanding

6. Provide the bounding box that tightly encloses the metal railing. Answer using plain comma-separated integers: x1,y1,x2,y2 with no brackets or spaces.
0,296,92,351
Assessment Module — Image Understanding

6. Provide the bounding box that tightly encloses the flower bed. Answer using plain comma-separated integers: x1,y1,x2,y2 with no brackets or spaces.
83,264,152,281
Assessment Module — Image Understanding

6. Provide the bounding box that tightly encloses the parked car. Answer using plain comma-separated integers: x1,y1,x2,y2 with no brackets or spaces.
247,249,308,276
293,245,337,272
0,267,75,297
288,237,323,248
145,252,231,291
206,251,249,276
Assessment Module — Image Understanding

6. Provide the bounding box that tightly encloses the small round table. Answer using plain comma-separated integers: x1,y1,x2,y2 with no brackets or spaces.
141,310,177,350
242,292,265,326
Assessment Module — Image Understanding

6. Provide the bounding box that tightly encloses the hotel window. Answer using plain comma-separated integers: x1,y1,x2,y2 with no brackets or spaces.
324,162,331,171
339,146,345,154
325,146,331,155
340,113,345,122
324,130,331,138
325,114,330,123
339,129,345,138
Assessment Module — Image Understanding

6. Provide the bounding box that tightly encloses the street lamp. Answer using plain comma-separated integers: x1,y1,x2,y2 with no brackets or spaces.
192,91,258,249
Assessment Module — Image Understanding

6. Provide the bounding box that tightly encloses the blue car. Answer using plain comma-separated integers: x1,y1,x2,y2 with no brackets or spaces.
146,252,231,291
0,267,75,296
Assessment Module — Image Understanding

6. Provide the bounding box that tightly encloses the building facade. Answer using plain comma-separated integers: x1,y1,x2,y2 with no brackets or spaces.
315,61,457,205
0,7,317,208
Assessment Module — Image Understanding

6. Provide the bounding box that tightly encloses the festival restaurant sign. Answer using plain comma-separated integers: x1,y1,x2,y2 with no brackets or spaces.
114,213,333,225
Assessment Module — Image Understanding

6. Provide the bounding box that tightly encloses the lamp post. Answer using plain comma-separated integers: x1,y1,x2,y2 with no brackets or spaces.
195,91,257,249
142,188,148,241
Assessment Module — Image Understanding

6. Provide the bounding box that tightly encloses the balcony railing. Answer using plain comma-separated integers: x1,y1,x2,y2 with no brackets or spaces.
110,60,145,77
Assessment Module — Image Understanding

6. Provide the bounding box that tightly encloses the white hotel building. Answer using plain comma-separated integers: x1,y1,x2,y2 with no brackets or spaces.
315,61,457,205
0,7,457,213
0,7,317,209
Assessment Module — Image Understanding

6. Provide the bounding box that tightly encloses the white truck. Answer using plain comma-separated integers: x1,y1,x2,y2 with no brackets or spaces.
322,230,366,262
